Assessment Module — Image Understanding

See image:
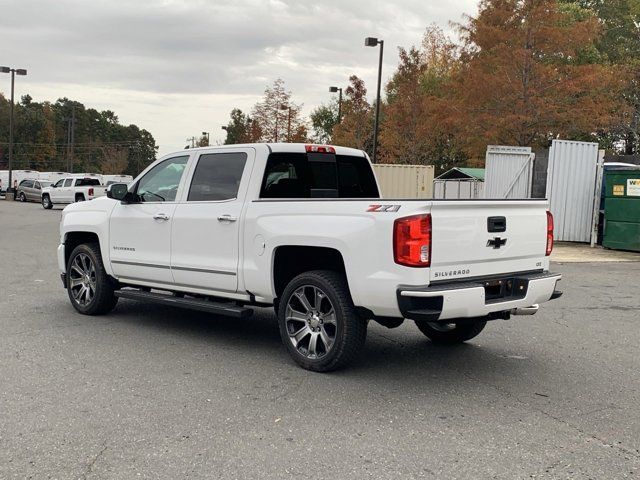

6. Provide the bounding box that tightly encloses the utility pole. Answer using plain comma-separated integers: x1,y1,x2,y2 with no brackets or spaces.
65,106,76,173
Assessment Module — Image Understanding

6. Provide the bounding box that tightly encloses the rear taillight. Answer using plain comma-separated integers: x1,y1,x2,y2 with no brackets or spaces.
546,211,554,256
305,144,336,154
88,187,94,196
394,214,432,267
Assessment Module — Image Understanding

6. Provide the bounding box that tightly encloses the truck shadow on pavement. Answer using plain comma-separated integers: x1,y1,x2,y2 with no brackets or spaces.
95,300,549,387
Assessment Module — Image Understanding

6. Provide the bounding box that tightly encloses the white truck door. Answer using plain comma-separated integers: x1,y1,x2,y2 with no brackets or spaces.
171,149,254,293
61,178,74,203
109,155,190,285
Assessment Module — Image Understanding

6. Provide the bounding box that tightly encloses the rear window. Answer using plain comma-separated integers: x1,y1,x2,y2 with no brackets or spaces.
75,178,101,187
260,152,379,199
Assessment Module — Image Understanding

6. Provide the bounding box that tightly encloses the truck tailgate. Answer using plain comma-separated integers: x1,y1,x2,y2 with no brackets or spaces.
429,201,549,281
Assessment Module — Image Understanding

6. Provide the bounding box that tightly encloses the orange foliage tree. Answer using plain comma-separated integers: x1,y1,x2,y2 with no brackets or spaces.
332,76,374,153
379,26,468,172
450,0,622,156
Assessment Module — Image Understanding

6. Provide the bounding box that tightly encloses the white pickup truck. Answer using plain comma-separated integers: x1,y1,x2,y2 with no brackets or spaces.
57,143,562,371
42,176,106,209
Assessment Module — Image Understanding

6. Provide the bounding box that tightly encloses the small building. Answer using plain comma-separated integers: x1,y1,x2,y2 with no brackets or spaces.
433,168,485,199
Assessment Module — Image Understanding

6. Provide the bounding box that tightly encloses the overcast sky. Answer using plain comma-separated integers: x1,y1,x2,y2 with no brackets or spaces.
0,0,478,157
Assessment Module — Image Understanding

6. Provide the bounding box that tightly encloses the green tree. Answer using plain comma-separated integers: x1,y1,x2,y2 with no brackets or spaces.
223,108,255,144
309,99,339,144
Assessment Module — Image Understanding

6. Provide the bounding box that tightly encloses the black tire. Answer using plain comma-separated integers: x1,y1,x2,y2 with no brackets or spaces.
277,270,367,372
19,192,26,202
415,319,487,344
75,194,85,202
66,243,118,315
42,194,53,209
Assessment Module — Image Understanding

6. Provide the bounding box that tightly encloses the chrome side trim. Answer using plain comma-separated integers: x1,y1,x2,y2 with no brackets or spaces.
172,265,236,276
111,260,236,276
112,260,170,269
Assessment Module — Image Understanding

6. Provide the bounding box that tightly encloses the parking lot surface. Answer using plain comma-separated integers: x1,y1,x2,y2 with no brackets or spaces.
0,201,639,479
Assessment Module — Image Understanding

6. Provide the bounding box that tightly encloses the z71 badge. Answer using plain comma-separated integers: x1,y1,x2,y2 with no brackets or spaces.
367,204,401,212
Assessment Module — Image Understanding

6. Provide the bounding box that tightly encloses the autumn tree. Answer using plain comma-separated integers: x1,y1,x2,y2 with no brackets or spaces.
251,79,307,143
379,26,468,172
100,145,129,174
451,0,621,155
332,76,373,153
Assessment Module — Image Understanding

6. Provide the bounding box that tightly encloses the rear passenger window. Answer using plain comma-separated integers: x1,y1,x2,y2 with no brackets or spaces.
260,152,379,199
187,152,247,202
21,180,34,188
64,179,73,187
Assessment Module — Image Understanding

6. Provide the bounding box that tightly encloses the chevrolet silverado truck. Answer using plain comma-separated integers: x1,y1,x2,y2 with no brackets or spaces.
57,143,562,371
42,176,106,209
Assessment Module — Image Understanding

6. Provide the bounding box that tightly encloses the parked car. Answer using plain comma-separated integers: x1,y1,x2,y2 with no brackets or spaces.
41,176,106,209
57,143,562,371
17,178,52,202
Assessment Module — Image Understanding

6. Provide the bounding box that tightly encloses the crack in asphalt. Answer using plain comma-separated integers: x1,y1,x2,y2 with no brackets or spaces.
81,444,107,479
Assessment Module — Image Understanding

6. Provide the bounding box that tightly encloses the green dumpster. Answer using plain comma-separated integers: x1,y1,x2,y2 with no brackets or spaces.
603,170,640,252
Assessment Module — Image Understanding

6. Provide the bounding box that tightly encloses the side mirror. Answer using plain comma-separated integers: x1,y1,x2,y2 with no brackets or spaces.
107,183,129,202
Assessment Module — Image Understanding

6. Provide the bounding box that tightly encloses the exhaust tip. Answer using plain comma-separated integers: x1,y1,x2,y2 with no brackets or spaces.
511,304,539,316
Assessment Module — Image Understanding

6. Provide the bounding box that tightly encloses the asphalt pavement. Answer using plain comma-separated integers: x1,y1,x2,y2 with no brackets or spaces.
0,201,639,479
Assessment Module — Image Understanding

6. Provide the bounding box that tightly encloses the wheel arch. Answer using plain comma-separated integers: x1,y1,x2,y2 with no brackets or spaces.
63,231,114,276
272,246,351,308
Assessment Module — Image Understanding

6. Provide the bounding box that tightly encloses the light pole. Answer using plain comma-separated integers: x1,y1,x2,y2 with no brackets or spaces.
365,37,384,163
202,131,210,146
0,66,28,195
329,86,343,123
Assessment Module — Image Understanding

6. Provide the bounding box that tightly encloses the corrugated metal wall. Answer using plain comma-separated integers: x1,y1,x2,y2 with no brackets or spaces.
546,140,599,242
373,164,434,198
433,180,484,199
484,145,534,199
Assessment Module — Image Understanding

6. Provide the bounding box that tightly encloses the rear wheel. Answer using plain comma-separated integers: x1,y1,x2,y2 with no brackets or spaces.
42,194,53,209
75,194,85,202
415,320,487,344
66,243,118,315
19,192,26,202
278,270,367,372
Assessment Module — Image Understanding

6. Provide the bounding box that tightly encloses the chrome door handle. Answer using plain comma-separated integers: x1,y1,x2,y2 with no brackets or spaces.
217,214,237,222
153,213,170,221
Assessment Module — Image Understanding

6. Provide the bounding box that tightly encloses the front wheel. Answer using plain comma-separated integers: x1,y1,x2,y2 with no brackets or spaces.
278,270,367,372
66,243,118,315
42,195,53,209
414,319,487,344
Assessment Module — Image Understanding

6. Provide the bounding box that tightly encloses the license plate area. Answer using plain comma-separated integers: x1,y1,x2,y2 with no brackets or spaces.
484,277,528,304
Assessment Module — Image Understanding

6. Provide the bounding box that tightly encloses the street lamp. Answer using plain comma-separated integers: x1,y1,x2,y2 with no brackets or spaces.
365,37,383,163
0,66,28,195
329,86,343,123
202,131,210,146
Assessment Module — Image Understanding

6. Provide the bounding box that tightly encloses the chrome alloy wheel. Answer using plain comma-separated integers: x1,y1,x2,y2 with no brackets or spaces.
69,253,97,306
285,285,337,359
